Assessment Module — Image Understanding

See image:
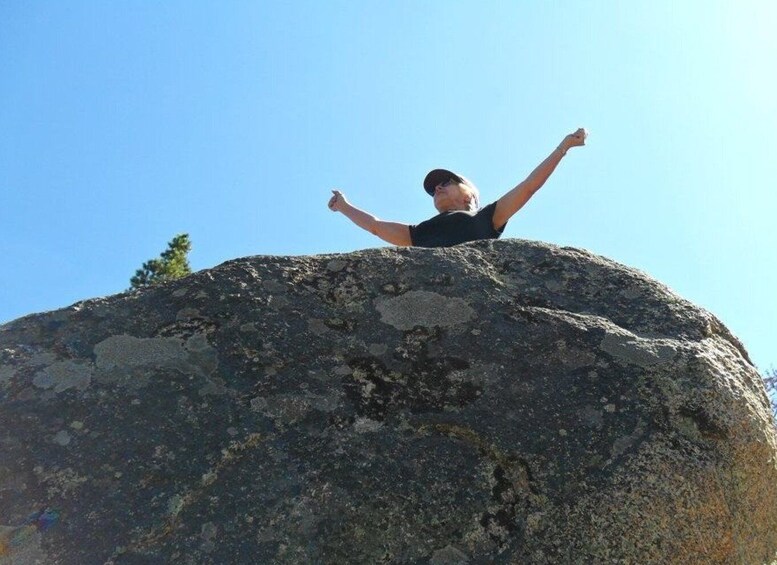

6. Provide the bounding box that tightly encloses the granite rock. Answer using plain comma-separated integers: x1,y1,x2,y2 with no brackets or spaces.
1,239,776,564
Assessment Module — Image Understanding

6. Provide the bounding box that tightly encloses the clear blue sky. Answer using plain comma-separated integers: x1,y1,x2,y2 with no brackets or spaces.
1,2,775,373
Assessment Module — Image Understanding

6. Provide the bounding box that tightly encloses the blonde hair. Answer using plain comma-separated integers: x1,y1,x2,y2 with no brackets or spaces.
458,181,480,211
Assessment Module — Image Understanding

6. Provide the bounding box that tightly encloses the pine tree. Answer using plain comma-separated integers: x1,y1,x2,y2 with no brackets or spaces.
129,233,192,290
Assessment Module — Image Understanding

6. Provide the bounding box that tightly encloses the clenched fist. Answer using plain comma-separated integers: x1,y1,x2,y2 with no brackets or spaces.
328,190,349,212
559,128,587,152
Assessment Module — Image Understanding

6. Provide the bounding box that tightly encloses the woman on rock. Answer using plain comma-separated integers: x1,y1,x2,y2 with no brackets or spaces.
328,128,587,248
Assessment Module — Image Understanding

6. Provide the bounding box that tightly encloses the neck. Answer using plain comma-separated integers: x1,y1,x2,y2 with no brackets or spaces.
437,204,473,213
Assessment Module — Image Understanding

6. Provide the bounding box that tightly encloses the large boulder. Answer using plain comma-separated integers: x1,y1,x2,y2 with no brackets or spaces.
1,239,775,564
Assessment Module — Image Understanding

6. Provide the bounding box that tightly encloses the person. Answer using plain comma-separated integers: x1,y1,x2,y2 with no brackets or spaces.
328,128,587,247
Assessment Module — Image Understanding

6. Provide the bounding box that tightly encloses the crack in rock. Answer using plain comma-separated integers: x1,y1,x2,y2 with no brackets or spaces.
416,423,535,550
107,433,265,562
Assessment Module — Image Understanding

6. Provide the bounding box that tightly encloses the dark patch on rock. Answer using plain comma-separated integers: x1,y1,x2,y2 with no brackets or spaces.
156,317,219,339
342,356,480,421
678,404,728,441
323,317,355,332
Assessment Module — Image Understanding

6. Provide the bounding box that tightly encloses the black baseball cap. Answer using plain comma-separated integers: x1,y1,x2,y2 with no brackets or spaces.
423,169,474,196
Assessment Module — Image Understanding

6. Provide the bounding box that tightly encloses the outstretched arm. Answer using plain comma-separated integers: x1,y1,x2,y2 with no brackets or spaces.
492,128,587,230
328,190,412,246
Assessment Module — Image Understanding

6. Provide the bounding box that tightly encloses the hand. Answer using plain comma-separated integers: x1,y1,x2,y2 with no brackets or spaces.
328,190,349,212
560,128,587,151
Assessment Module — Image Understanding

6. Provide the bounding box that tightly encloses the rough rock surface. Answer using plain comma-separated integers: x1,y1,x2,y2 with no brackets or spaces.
1,239,776,564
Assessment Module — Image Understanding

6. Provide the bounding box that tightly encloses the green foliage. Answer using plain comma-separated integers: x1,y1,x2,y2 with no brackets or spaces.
129,233,192,290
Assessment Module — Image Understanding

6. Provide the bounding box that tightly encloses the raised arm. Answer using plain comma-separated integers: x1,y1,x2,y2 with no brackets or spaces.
328,190,412,246
492,128,587,230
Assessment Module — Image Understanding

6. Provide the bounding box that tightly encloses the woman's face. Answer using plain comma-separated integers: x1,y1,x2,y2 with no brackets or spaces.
433,179,475,212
